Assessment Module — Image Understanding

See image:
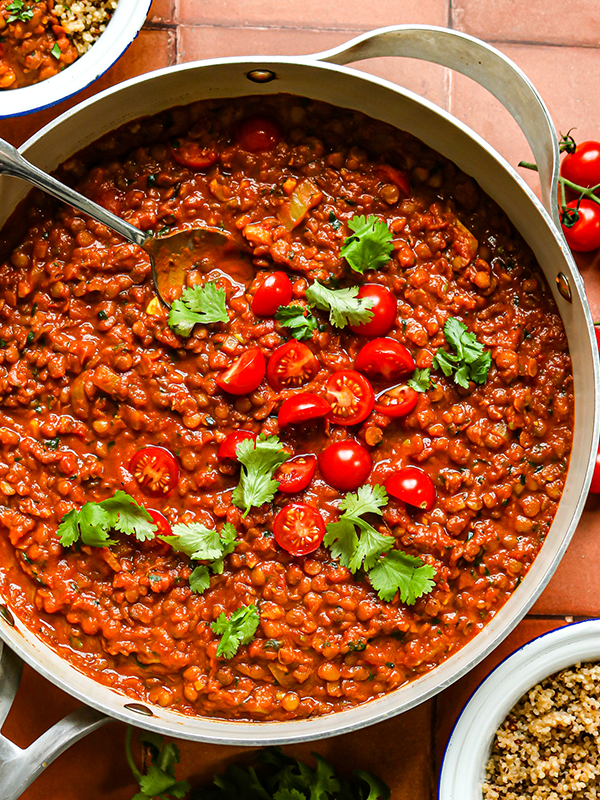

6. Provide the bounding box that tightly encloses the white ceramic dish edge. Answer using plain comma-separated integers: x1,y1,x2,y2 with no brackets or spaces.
0,0,152,119
439,619,600,800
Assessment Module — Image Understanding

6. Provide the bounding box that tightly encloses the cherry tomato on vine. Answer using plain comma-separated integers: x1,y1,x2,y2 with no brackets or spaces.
218,430,257,460
252,272,293,317
238,116,282,152
374,384,418,418
140,509,172,554
355,338,415,381
325,370,374,426
273,502,325,556
170,140,218,169
267,341,319,392
215,348,265,395
275,455,317,493
349,284,397,338
560,199,600,252
278,392,331,427
561,141,600,189
319,440,372,491
385,466,436,511
129,446,179,498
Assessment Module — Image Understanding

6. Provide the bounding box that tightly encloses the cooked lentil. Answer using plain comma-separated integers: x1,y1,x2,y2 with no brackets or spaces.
0,94,574,721
483,663,600,799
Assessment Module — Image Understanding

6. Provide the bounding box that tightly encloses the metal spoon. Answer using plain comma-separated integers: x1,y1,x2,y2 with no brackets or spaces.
0,137,236,306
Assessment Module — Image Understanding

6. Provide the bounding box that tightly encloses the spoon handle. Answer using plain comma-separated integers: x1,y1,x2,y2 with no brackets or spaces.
0,137,148,248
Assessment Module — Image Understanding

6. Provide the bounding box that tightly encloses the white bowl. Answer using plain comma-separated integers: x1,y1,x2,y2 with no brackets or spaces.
0,0,152,119
439,619,600,799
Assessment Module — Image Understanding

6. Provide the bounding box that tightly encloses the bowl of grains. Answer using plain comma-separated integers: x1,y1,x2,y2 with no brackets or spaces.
0,0,151,118
439,619,600,800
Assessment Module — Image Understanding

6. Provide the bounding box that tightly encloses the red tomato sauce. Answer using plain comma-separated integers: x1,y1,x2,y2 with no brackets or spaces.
0,95,573,721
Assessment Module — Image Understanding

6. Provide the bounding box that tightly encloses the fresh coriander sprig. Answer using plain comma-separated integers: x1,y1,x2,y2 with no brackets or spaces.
408,367,432,393
369,550,436,604
57,490,157,548
432,317,491,389
211,603,260,658
275,304,319,340
340,214,394,274
160,521,238,593
126,727,190,800
167,283,228,337
5,0,33,23
232,434,289,516
305,281,375,329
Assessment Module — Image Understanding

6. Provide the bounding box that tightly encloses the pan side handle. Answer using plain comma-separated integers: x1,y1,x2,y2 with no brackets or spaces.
311,25,560,231
0,640,109,800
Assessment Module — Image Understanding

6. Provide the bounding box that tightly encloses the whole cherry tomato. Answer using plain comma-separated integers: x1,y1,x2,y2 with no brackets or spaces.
374,384,418,418
170,140,218,169
385,466,436,511
595,323,600,354
238,116,282,152
561,199,600,252
252,272,294,317
590,443,600,493
218,430,257,460
142,509,172,555
349,284,397,338
273,502,325,556
267,341,319,392
355,338,415,381
561,141,600,189
128,446,179,498
278,392,331,427
319,440,372,491
325,370,374,426
215,348,265,395
275,455,317,493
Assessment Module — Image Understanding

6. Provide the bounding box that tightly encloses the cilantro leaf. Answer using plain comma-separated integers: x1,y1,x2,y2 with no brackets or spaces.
339,483,388,519
189,565,211,594
6,0,33,22
211,604,260,658
232,435,289,516
354,770,391,800
408,367,432,393
432,317,490,389
340,214,394,274
322,519,358,570
305,282,375,329
275,304,318,340
51,41,61,59
167,283,228,337
57,491,155,548
368,550,436,603
127,727,191,800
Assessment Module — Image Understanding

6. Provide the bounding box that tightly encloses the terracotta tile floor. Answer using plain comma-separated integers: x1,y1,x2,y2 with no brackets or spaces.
1,1,599,798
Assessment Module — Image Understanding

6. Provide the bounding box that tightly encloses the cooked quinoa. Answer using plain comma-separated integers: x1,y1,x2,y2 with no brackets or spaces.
482,663,600,799
53,0,118,56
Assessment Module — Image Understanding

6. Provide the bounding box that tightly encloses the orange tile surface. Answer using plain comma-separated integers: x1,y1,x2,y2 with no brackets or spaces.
0,2,599,799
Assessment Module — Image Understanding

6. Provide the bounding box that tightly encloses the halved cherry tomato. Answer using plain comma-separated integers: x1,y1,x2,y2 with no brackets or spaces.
170,140,218,170
278,392,331,427
561,141,600,189
374,383,418,418
275,455,317,493
238,116,282,152
273,502,325,556
385,466,436,511
267,341,319,392
561,199,600,252
129,446,179,498
141,509,172,555
590,446,600,494
355,338,415,381
319,440,372,491
215,348,265,395
374,164,411,200
325,370,374,426
252,272,293,317
218,430,257,460
349,284,397,338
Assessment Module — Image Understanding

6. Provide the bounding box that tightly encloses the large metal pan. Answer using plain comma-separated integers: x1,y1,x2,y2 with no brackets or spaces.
0,24,597,797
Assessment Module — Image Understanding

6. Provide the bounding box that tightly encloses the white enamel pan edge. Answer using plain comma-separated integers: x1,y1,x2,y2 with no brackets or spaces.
0,25,597,798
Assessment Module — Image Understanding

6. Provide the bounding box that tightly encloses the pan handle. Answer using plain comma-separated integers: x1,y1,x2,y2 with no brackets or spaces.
0,640,109,800
311,25,560,230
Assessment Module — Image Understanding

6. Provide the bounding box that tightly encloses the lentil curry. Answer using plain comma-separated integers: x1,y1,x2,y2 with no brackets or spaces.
0,95,573,721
